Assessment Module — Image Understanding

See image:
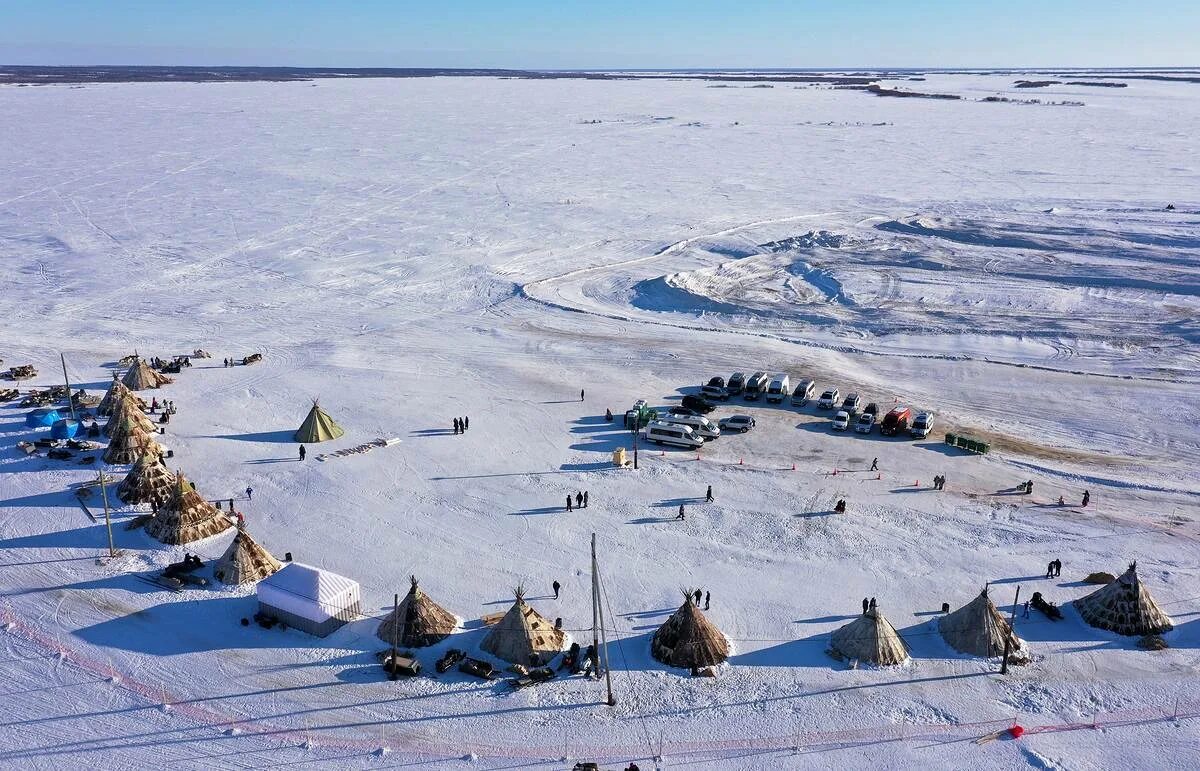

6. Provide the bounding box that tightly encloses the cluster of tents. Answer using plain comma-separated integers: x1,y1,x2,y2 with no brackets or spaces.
89,360,346,586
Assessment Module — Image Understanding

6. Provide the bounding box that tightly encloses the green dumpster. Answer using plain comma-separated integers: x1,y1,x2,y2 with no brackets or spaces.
955,436,968,449
977,442,990,455
945,433,957,446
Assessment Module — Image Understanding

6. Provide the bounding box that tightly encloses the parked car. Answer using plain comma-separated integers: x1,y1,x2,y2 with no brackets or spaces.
701,383,730,401
791,379,816,406
910,412,935,438
661,413,721,440
718,414,755,432
817,388,840,409
726,372,746,395
681,394,716,413
644,420,705,448
743,371,769,401
766,374,790,404
864,402,879,417
624,408,658,429
854,412,876,434
707,376,725,388
840,393,863,416
668,405,699,417
832,410,851,431
880,406,913,436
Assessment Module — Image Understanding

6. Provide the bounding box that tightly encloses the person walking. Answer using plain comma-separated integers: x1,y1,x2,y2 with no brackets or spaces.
862,597,869,615
245,486,253,500
705,485,713,502
1046,561,1054,579
1023,600,1031,619
566,495,573,512
693,589,702,606
575,491,583,509
870,458,878,471
1082,490,1090,507
464,416,469,431
677,503,685,520
704,591,710,610
580,388,585,402
583,490,589,508
299,445,306,461
553,580,561,600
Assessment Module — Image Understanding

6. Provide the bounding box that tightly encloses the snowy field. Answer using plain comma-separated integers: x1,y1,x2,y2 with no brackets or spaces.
0,72,1198,769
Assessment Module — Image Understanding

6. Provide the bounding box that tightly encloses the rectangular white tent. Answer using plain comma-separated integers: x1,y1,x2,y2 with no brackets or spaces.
256,562,361,637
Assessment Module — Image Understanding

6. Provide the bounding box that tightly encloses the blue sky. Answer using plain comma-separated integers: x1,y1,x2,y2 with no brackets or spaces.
1,1,1197,68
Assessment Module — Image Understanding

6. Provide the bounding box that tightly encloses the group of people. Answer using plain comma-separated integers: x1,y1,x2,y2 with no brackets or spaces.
691,588,712,610
1045,558,1063,578
861,596,878,614
452,416,470,434
932,474,947,490
566,490,589,511
221,357,239,367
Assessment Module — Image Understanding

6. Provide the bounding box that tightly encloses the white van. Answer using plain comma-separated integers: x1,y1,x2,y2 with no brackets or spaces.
766,374,790,404
791,379,816,406
660,413,721,440
644,421,705,448
910,412,935,438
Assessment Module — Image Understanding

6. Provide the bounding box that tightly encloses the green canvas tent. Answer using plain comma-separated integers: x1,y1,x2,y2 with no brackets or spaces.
295,400,344,443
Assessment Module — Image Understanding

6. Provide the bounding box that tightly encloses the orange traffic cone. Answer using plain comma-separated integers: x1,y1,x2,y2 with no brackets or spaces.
695,453,701,461
833,468,838,476
914,480,920,487
791,463,796,471
876,473,881,480
739,458,744,465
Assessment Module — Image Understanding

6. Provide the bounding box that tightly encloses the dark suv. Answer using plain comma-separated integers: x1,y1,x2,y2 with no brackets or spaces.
681,394,716,414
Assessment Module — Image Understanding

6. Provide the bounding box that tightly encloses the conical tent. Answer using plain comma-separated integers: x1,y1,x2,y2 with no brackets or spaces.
480,586,566,665
295,400,344,443
651,591,730,669
1074,562,1174,636
144,472,234,545
829,605,910,666
376,576,459,647
116,445,176,506
98,378,146,417
214,523,283,585
103,419,163,465
940,588,1029,661
122,357,173,391
105,395,156,437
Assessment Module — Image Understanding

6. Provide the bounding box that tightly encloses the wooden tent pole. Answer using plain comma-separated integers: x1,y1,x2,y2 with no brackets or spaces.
389,592,399,681
61,353,77,422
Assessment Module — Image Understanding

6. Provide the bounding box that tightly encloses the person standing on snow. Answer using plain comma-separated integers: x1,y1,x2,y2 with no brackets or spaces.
553,580,561,600
245,486,253,500
870,458,878,471
706,485,713,502
677,503,685,520
299,445,306,461
566,495,573,512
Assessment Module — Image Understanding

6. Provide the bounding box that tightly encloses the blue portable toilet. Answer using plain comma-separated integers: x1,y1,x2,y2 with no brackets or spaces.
50,418,80,440
25,408,61,428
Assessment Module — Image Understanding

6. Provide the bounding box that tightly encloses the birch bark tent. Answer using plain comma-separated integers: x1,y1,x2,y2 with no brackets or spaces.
1074,562,1174,636
651,590,730,669
97,374,144,416
376,576,458,647
480,586,566,665
214,522,283,585
122,356,173,391
116,445,176,506
829,604,910,666
104,394,156,437
103,419,163,465
939,587,1029,662
295,399,344,443
143,472,234,545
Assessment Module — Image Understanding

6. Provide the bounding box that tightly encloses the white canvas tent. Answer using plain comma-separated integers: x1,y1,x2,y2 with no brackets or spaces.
256,563,361,637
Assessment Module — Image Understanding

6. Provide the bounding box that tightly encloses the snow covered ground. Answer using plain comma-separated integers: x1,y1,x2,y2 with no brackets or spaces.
0,72,1198,769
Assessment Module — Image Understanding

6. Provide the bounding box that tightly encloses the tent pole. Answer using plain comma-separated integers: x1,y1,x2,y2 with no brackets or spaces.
591,532,603,683
99,470,115,558
389,592,399,681
61,353,77,422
